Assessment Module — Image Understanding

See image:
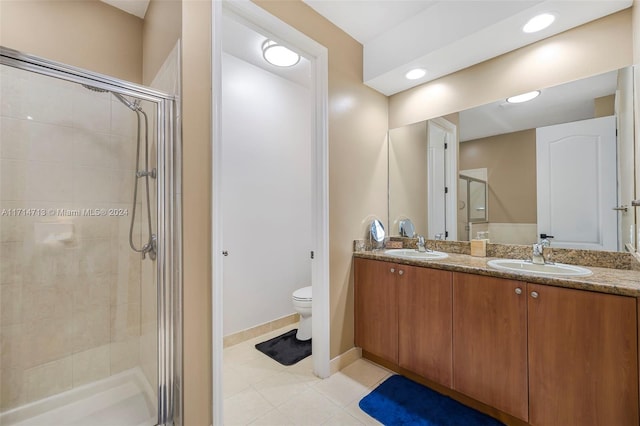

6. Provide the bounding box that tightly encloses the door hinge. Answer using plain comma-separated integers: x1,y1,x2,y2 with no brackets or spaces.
445,231,449,238
310,251,315,259
444,187,448,194
444,143,448,149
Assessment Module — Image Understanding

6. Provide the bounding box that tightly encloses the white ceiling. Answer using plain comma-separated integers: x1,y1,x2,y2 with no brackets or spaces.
100,0,149,19
459,70,618,141
303,0,632,95
102,0,632,99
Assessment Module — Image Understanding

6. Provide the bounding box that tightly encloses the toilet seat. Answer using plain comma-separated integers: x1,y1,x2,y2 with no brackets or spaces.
292,286,312,301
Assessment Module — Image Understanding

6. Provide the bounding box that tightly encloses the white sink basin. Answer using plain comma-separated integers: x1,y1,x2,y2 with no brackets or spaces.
384,249,449,260
487,259,592,277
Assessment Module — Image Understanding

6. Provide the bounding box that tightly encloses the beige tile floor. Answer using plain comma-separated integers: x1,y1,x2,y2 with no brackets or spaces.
223,325,391,425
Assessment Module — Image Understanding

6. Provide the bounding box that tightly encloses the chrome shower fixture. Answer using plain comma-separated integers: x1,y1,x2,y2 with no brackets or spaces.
113,92,141,112
82,84,140,111
82,84,156,261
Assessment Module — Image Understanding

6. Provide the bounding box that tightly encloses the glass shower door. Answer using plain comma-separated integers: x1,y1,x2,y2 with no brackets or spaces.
0,58,165,425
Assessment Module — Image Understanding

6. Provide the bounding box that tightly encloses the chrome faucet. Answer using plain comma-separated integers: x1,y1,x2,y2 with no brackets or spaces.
417,235,427,252
532,234,553,265
532,243,545,265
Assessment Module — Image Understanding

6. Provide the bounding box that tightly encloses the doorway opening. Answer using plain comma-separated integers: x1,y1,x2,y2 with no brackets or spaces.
211,1,329,424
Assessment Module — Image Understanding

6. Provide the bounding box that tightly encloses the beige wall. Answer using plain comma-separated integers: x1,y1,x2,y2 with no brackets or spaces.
0,0,142,83
252,0,389,358
389,122,428,236
181,0,212,424
634,0,640,62
594,95,615,117
142,0,182,86
389,9,634,129
459,129,537,224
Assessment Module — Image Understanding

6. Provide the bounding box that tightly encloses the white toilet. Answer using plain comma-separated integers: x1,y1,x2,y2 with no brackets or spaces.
292,286,312,341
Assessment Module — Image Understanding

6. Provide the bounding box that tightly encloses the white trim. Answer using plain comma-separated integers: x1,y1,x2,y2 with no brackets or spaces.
212,1,330,425
211,1,224,425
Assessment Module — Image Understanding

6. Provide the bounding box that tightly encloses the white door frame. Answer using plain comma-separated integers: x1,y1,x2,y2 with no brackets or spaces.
212,1,330,425
427,117,458,240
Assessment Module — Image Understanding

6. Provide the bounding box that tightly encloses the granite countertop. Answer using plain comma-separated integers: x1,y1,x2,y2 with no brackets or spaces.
354,250,640,297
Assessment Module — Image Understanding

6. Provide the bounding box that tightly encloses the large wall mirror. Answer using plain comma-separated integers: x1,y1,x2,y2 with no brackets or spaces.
389,65,638,252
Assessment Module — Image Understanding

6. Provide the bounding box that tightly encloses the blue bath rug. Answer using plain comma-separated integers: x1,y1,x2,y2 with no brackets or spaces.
359,375,504,426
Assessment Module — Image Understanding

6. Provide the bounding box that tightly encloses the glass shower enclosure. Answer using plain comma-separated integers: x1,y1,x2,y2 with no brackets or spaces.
0,47,180,426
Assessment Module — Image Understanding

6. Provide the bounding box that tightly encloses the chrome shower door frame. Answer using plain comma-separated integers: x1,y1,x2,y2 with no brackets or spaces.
0,46,182,426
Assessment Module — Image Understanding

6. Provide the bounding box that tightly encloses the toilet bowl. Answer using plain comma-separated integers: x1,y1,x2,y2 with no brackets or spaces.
292,286,312,341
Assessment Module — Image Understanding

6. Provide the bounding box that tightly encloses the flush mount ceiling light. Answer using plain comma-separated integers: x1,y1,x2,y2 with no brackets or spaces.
507,90,541,104
405,68,427,80
262,40,300,67
523,13,556,33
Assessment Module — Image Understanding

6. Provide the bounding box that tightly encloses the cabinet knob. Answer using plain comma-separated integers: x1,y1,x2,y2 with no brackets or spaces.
531,291,539,299
398,270,404,276
515,288,522,295
390,268,395,273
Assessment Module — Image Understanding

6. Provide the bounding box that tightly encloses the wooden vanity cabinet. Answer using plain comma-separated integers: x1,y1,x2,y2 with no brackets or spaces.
354,258,398,363
398,266,453,387
527,283,638,426
354,258,453,383
453,273,529,421
355,256,640,425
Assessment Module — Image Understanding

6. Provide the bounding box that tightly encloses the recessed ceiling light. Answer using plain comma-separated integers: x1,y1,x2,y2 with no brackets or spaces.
405,68,427,80
262,40,300,67
523,13,555,33
507,90,541,103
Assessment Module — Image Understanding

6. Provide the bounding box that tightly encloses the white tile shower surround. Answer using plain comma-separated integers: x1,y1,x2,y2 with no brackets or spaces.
224,325,390,425
0,367,155,426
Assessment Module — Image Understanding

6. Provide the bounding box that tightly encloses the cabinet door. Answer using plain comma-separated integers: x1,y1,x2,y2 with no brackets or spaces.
453,273,528,421
399,265,452,387
354,258,398,363
528,284,638,426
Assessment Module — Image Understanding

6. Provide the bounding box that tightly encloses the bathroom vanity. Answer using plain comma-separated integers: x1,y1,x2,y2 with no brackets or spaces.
353,250,640,425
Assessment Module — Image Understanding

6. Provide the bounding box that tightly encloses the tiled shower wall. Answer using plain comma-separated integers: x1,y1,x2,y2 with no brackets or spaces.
0,65,147,411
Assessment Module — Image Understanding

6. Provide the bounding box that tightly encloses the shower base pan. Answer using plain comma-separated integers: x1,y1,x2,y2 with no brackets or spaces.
0,368,156,426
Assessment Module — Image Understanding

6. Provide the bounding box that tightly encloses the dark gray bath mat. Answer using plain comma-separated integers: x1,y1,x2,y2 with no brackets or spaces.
255,329,311,366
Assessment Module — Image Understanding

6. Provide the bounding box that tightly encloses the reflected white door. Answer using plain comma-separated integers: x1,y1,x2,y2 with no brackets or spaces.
536,116,617,250
427,118,457,240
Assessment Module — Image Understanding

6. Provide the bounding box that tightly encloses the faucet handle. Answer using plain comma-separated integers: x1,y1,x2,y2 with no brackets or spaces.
539,234,554,249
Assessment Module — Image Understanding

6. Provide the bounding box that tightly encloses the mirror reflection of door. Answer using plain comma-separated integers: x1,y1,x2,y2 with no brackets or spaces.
458,177,469,240
427,118,457,240
469,180,487,222
458,169,488,241
536,116,617,251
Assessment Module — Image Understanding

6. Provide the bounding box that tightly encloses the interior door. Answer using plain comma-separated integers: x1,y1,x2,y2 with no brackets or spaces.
536,116,617,250
427,118,457,240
